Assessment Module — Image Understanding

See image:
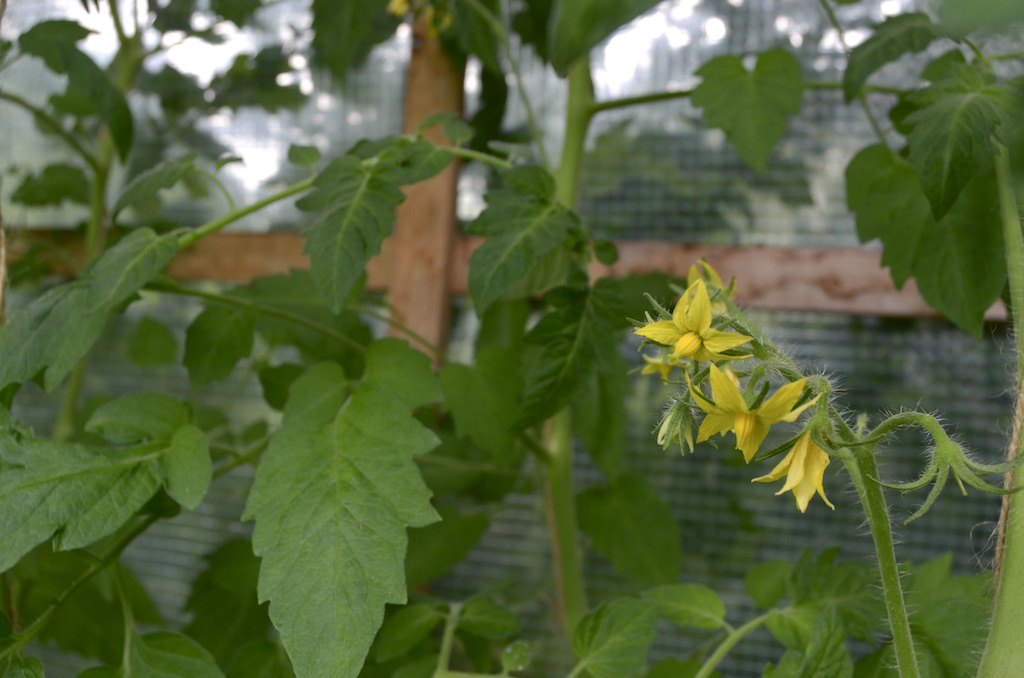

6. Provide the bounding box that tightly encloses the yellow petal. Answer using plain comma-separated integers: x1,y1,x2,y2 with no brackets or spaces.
700,328,752,354
752,448,794,483
707,364,748,414
672,331,704,359
697,413,736,443
736,418,771,462
635,320,682,346
756,378,807,423
684,280,713,334
779,393,822,423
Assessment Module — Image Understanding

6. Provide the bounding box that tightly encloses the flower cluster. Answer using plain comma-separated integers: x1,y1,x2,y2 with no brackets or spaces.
635,261,832,512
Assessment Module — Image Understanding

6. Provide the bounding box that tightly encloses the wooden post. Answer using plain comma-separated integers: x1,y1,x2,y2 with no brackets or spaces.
380,17,464,361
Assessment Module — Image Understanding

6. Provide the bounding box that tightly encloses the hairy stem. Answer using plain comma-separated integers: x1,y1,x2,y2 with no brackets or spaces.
544,410,587,634
845,446,920,678
978,141,1024,676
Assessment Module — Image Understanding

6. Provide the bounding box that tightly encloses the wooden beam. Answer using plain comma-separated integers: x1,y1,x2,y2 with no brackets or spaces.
8,230,1006,320
378,16,463,357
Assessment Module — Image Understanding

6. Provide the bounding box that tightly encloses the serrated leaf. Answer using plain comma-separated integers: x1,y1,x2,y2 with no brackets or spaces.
641,584,726,630
210,47,307,112
129,316,178,366
244,358,440,678
184,539,271,666
0,228,178,392
86,392,192,444
846,144,1005,336
161,424,211,510
577,475,681,587
0,437,163,570
299,155,406,312
459,597,520,640
19,20,133,159
405,505,490,589
796,607,853,678
84,229,180,312
362,339,441,409
571,599,658,678
113,153,197,216
906,66,1013,218
184,305,257,387
843,13,936,101
125,631,225,678
745,560,791,609
518,278,627,427
439,347,523,461
450,0,502,73
547,0,661,75
692,50,803,173
11,164,90,206
467,166,576,313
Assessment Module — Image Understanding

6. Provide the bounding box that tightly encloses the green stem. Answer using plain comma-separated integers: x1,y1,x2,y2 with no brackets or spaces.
114,562,135,670
693,612,772,678
212,433,273,478
554,60,594,209
195,169,237,211
977,141,1024,677
51,357,87,441
844,446,920,678
544,410,587,635
0,514,159,662
439,145,513,169
177,177,314,249
433,603,462,678
590,88,691,115
144,280,367,354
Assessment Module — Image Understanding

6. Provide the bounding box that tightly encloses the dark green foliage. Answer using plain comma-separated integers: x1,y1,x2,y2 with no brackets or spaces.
571,598,659,678
184,306,257,387
577,475,682,587
11,164,90,206
843,14,937,101
547,0,661,75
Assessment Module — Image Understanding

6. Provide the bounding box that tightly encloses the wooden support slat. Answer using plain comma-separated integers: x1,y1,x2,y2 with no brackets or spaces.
9,229,1007,320
378,17,463,356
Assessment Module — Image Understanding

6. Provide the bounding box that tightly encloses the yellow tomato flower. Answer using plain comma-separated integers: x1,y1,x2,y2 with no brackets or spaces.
690,364,819,462
387,0,411,16
641,353,681,381
753,431,835,512
687,259,736,315
634,280,751,361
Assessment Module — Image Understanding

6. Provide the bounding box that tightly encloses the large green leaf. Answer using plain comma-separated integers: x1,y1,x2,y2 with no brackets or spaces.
641,584,726,631
518,277,628,427
18,20,133,159
846,143,1004,336
298,156,406,312
843,13,937,101
571,599,658,678
0,656,43,678
547,0,661,75
0,229,177,392
572,358,629,478
692,50,804,173
795,607,853,678
467,166,577,314
906,66,1018,219
244,345,441,678
577,475,681,588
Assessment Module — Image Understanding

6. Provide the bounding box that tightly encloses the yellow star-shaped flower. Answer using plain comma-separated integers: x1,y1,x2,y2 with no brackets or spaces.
641,353,681,381
753,431,835,512
634,280,751,362
689,364,819,462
